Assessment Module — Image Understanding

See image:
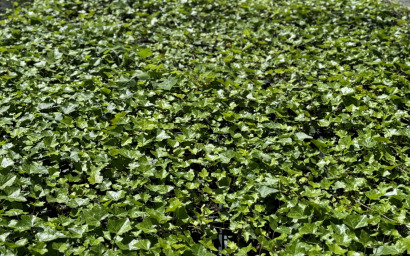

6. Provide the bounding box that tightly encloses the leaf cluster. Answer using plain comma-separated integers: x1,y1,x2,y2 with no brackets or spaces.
0,0,409,255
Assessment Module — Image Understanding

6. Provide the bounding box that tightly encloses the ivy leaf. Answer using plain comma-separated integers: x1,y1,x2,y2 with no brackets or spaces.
68,225,87,238
138,48,152,58
295,132,313,141
27,164,48,175
88,165,104,184
1,158,14,168
106,190,124,201
156,76,178,90
220,150,236,163
35,227,66,242
341,87,355,95
199,237,218,251
0,187,26,202
108,218,132,235
9,215,36,231
136,218,157,233
111,112,127,126
287,206,306,219
191,244,216,256
83,205,109,226
129,239,152,250
175,207,189,223
134,70,150,80
257,186,279,198
343,215,368,229
0,174,17,189
374,245,403,255
61,103,78,115
166,197,182,212
156,130,171,141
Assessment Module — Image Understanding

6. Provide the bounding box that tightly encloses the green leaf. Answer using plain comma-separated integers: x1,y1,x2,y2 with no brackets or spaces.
134,70,150,80
117,77,137,88
106,190,124,201
192,244,216,256
129,239,151,250
108,218,132,235
340,87,354,95
68,225,87,238
287,206,305,219
166,197,182,212
175,206,189,223
88,165,104,185
199,237,218,251
35,227,66,242
237,243,256,256
257,186,279,198
374,245,403,255
83,205,109,226
295,132,313,141
156,76,178,90
0,187,26,202
1,158,14,168
220,150,236,163
343,215,368,229
9,215,36,231
138,48,152,58
27,164,48,175
136,218,157,233
156,130,171,141
111,111,127,126
328,243,347,254
0,174,17,189
61,103,78,114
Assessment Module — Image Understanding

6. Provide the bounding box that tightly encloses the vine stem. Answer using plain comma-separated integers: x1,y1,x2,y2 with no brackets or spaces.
355,200,397,223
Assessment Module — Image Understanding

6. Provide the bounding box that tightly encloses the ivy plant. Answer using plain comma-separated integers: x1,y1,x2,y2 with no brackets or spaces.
0,0,409,255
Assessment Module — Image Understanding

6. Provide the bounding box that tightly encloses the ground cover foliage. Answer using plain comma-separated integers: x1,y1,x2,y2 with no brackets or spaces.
0,0,409,255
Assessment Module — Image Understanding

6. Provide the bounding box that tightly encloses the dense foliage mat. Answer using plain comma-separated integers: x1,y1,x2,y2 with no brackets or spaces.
0,0,410,255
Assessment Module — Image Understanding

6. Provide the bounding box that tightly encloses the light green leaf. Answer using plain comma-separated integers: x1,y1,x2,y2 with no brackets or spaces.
166,197,182,212
257,186,279,198
129,239,151,250
134,70,150,80
374,245,403,255
68,225,87,238
11,215,36,231
156,130,171,141
287,206,305,219
108,218,132,235
88,165,103,184
0,187,26,202
61,103,78,114
136,218,156,233
83,205,109,226
192,244,216,256
1,158,14,168
138,48,152,58
157,76,178,90
340,87,354,95
295,132,313,141
0,174,17,189
35,227,66,242
28,164,48,175
343,215,368,229
106,190,124,201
